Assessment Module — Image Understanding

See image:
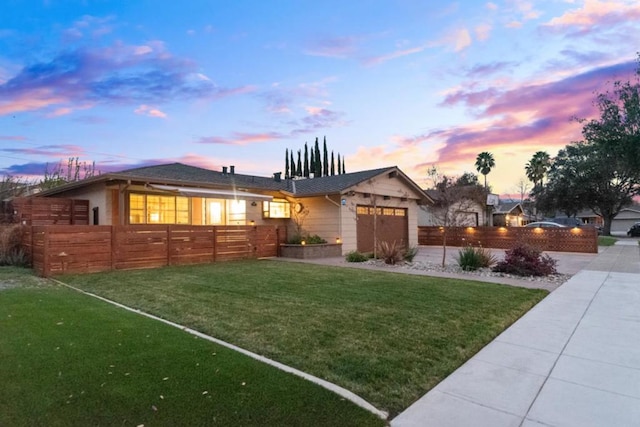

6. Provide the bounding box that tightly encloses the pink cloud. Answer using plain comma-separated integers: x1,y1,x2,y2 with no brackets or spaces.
196,132,286,145
134,104,167,118
542,0,640,34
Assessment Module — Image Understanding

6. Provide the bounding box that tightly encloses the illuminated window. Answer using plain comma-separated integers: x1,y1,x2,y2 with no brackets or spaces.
383,208,395,216
147,195,175,224
205,199,224,225
227,200,246,225
395,209,406,216
356,206,369,215
129,194,145,224
262,199,291,218
176,197,189,224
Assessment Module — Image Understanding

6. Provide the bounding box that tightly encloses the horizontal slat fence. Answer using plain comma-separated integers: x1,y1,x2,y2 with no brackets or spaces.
11,197,89,225
418,226,598,254
27,224,286,277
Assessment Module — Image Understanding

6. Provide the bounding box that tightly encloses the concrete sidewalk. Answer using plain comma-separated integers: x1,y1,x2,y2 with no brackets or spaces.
392,240,640,427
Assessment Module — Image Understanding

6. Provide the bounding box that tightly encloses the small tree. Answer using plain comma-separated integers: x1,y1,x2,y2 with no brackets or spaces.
285,149,290,179
40,157,96,190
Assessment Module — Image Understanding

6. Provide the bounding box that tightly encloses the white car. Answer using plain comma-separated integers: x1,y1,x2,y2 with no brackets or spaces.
524,221,568,228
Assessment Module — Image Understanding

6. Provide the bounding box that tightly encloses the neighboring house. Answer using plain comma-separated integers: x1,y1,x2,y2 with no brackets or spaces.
551,209,603,227
418,189,486,227
493,202,524,227
33,162,431,254
611,206,640,233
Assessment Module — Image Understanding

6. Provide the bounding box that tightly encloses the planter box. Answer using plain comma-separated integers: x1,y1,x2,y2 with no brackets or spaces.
280,243,342,259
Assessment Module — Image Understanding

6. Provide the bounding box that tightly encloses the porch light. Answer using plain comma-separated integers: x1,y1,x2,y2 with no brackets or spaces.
336,237,341,244
301,240,306,245
250,220,255,226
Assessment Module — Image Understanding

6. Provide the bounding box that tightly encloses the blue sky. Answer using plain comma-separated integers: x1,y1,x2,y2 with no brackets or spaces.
2,0,640,195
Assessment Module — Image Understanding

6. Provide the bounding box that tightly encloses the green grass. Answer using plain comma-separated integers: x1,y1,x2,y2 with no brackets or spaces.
60,260,548,416
598,236,618,246
0,270,384,427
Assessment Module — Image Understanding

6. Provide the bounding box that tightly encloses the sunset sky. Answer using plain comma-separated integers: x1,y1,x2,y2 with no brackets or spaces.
2,0,640,195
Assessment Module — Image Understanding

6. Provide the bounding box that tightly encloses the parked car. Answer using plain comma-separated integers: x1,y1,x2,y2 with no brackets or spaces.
547,217,583,227
628,223,640,237
524,221,568,228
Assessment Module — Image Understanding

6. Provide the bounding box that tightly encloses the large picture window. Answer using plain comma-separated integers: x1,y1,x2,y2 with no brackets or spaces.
129,193,246,225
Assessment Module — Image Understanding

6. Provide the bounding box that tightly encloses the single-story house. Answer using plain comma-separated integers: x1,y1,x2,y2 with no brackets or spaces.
611,206,640,233
33,162,432,254
418,188,486,227
493,202,524,227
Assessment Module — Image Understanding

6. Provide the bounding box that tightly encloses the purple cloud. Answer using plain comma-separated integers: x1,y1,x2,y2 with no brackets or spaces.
0,42,253,116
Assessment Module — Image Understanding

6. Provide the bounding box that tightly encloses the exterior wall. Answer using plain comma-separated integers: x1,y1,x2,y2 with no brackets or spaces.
286,195,341,243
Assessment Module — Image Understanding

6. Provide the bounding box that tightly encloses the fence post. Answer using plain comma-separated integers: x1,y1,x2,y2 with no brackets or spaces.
212,226,217,262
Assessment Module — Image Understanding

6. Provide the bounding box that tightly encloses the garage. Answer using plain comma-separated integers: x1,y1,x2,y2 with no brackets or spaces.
356,205,408,253
611,208,640,234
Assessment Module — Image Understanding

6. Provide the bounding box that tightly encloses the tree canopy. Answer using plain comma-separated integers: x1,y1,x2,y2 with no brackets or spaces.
534,57,640,235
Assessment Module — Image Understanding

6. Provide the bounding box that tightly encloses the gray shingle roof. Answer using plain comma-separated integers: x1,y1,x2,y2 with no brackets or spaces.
36,162,429,201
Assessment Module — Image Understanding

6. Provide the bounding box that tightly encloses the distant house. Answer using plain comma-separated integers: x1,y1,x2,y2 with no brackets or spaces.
32,162,431,254
551,209,603,227
493,202,524,227
611,206,640,234
418,188,486,227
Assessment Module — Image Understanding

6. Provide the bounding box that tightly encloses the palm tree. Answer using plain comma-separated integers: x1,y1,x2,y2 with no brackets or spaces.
475,151,495,190
525,151,551,191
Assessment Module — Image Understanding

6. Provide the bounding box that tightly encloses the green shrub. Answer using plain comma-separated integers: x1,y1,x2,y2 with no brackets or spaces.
0,225,29,267
492,243,557,276
456,246,496,271
287,234,327,244
345,251,369,262
378,241,404,265
403,245,418,262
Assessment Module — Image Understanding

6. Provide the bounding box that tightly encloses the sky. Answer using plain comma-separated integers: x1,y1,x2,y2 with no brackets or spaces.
1,0,640,196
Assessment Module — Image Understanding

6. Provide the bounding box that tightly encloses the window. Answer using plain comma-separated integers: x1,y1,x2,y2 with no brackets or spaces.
227,200,246,225
262,199,291,218
129,194,145,224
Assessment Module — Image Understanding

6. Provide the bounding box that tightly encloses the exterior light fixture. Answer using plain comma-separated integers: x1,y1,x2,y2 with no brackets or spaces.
301,240,306,245
336,237,341,244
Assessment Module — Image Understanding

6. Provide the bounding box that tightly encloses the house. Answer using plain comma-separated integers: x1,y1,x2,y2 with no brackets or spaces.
492,202,524,227
418,188,486,227
33,162,431,254
611,206,640,234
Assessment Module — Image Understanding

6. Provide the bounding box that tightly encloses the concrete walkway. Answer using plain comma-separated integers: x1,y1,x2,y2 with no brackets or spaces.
392,240,640,427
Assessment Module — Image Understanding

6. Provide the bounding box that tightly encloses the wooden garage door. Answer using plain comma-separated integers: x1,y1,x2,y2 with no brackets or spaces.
356,205,408,253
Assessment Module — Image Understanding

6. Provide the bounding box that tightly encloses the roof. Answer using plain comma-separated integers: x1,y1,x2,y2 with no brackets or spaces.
494,201,523,214
36,162,430,201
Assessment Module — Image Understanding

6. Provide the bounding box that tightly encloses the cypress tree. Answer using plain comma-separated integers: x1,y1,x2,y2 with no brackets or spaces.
303,143,310,177
337,154,341,175
342,159,346,174
285,148,290,179
296,150,302,177
323,136,329,176
330,151,335,175
290,151,296,177
314,137,322,177
310,149,315,176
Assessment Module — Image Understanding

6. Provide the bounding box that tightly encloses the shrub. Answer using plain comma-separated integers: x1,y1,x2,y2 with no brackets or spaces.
492,243,557,276
345,251,368,263
403,245,419,262
378,240,404,265
287,234,327,244
456,246,497,271
0,225,29,267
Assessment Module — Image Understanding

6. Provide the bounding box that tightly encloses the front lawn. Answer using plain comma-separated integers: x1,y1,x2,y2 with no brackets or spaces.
0,268,384,427
61,260,547,416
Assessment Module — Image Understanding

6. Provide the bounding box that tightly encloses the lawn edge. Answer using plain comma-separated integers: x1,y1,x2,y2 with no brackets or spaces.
51,279,389,420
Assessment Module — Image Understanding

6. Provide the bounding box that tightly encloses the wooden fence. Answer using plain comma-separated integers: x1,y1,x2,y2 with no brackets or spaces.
418,226,598,254
10,197,89,226
25,225,286,277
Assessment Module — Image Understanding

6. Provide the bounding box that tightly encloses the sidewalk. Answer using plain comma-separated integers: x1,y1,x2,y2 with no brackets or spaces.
392,240,640,427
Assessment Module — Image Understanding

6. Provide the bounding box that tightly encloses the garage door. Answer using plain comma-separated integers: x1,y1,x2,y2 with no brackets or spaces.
356,205,408,253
